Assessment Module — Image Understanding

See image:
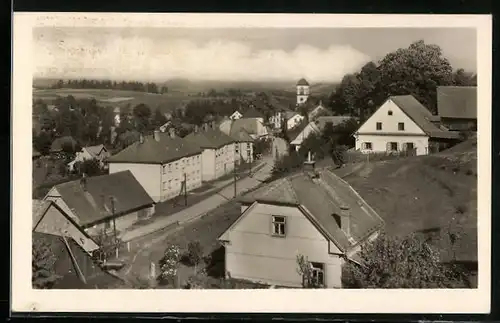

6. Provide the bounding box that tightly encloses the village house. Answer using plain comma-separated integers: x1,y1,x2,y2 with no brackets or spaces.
354,95,460,156
67,144,111,172
184,122,236,182
291,116,354,151
296,78,310,105
437,86,477,131
33,199,99,254
107,129,203,202
229,110,243,120
32,231,122,289
219,157,384,288
242,107,265,124
284,111,305,130
220,117,270,141
229,128,254,165
158,121,173,133
43,171,156,238
307,101,332,121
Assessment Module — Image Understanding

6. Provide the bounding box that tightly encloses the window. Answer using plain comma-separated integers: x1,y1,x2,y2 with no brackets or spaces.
168,164,172,172
398,122,405,131
247,143,251,149
311,262,325,286
272,215,286,236
388,110,393,116
162,165,166,174
235,144,239,154
376,122,382,130
163,181,168,190
388,142,398,151
405,142,414,152
175,162,178,170
364,142,372,150
168,180,172,189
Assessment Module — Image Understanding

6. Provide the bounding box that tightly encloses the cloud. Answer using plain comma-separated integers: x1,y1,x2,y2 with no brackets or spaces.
34,34,371,82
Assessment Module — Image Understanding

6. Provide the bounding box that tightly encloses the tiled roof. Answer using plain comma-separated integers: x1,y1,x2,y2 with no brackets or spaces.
313,116,354,131
85,144,106,158
437,86,477,119
32,232,122,289
51,171,154,227
297,78,309,86
108,132,202,164
184,128,236,149
50,136,78,152
239,168,384,252
230,128,254,143
32,199,52,229
390,95,461,140
230,118,267,137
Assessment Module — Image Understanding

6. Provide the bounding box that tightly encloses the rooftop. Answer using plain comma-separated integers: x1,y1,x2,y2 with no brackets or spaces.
51,171,154,227
184,127,236,149
437,86,477,120
107,132,202,164
297,78,310,86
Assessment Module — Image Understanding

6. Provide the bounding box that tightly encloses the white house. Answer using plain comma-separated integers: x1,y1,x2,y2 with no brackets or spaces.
354,95,461,156
67,144,110,172
230,110,243,120
291,116,354,151
218,160,384,288
296,78,310,105
285,111,305,130
223,118,270,140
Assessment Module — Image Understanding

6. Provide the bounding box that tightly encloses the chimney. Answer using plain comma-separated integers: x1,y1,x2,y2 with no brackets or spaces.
154,130,161,142
303,151,316,172
194,125,199,133
139,134,144,144
80,173,87,191
169,127,175,139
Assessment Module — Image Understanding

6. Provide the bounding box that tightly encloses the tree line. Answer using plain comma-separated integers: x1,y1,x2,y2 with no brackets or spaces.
327,40,477,120
50,79,168,94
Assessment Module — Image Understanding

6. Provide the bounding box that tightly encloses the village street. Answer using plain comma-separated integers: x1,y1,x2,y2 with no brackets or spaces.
119,155,275,242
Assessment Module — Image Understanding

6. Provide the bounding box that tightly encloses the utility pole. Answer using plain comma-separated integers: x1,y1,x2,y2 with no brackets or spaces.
233,168,237,198
184,173,187,206
110,196,118,258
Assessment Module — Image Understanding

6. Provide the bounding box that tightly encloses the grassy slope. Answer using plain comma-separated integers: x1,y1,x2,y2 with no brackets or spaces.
333,136,478,264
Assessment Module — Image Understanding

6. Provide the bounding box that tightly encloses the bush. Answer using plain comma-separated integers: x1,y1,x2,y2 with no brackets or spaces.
186,241,204,271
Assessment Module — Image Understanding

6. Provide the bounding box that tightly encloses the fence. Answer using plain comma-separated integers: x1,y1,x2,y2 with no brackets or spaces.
343,148,418,164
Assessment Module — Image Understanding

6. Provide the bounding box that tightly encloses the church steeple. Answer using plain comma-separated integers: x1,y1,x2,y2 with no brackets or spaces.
296,78,310,106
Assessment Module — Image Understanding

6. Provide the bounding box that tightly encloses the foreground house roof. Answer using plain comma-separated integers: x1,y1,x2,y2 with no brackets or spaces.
437,86,477,120
388,95,460,140
32,232,122,289
108,132,202,164
236,168,384,252
49,171,154,227
184,128,236,149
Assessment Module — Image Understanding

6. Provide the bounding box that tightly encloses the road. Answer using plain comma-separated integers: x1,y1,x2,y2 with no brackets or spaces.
119,155,274,242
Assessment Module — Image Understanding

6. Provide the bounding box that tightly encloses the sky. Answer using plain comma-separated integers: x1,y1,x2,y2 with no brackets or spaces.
33,27,477,83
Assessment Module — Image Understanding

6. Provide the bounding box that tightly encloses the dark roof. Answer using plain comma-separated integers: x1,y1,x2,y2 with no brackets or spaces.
50,136,78,152
389,95,461,140
184,128,236,149
437,86,477,119
52,171,154,226
239,169,384,252
297,78,309,86
32,199,52,229
242,107,265,119
32,232,122,289
313,116,354,130
229,128,254,143
108,132,202,164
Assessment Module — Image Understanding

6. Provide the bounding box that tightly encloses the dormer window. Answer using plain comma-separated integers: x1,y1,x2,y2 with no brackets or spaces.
388,110,393,116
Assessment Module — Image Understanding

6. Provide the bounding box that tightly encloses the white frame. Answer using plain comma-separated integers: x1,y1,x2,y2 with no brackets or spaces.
271,215,286,237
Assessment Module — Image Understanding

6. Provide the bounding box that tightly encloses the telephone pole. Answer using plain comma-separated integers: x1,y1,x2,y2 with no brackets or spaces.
110,196,118,257
233,169,237,198
184,173,187,206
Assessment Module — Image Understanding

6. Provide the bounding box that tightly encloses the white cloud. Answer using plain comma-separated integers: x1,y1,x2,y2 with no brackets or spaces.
34,35,371,82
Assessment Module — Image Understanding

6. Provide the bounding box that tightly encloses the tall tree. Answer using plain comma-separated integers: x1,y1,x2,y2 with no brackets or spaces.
132,104,152,133
32,237,61,289
378,40,454,114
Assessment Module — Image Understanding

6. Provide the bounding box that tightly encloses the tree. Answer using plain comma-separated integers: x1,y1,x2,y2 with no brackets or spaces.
32,237,61,289
75,159,103,176
132,104,152,133
159,244,181,287
378,40,454,114
186,241,203,273
33,131,53,155
342,232,468,288
452,68,476,86
152,108,168,129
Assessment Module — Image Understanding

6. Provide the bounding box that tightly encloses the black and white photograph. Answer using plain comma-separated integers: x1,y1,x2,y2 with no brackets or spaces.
12,13,491,313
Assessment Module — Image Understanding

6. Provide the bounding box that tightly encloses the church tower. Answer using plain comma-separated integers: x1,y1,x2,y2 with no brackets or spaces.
296,78,310,106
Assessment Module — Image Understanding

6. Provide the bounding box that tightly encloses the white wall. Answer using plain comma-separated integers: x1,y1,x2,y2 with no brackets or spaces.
287,115,305,130
201,149,216,181
159,154,203,201
224,203,344,288
297,86,310,105
235,142,253,164
355,134,429,156
215,143,235,179
108,163,161,202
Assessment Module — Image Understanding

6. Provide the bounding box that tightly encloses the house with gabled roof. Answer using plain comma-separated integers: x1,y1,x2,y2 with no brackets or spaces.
229,128,254,165
226,118,270,140
229,110,243,120
242,107,265,124
437,86,477,131
32,231,123,289
291,116,354,151
218,157,384,288
67,144,111,172
44,170,156,237
354,95,461,155
107,129,203,202
33,199,99,253
184,122,236,181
